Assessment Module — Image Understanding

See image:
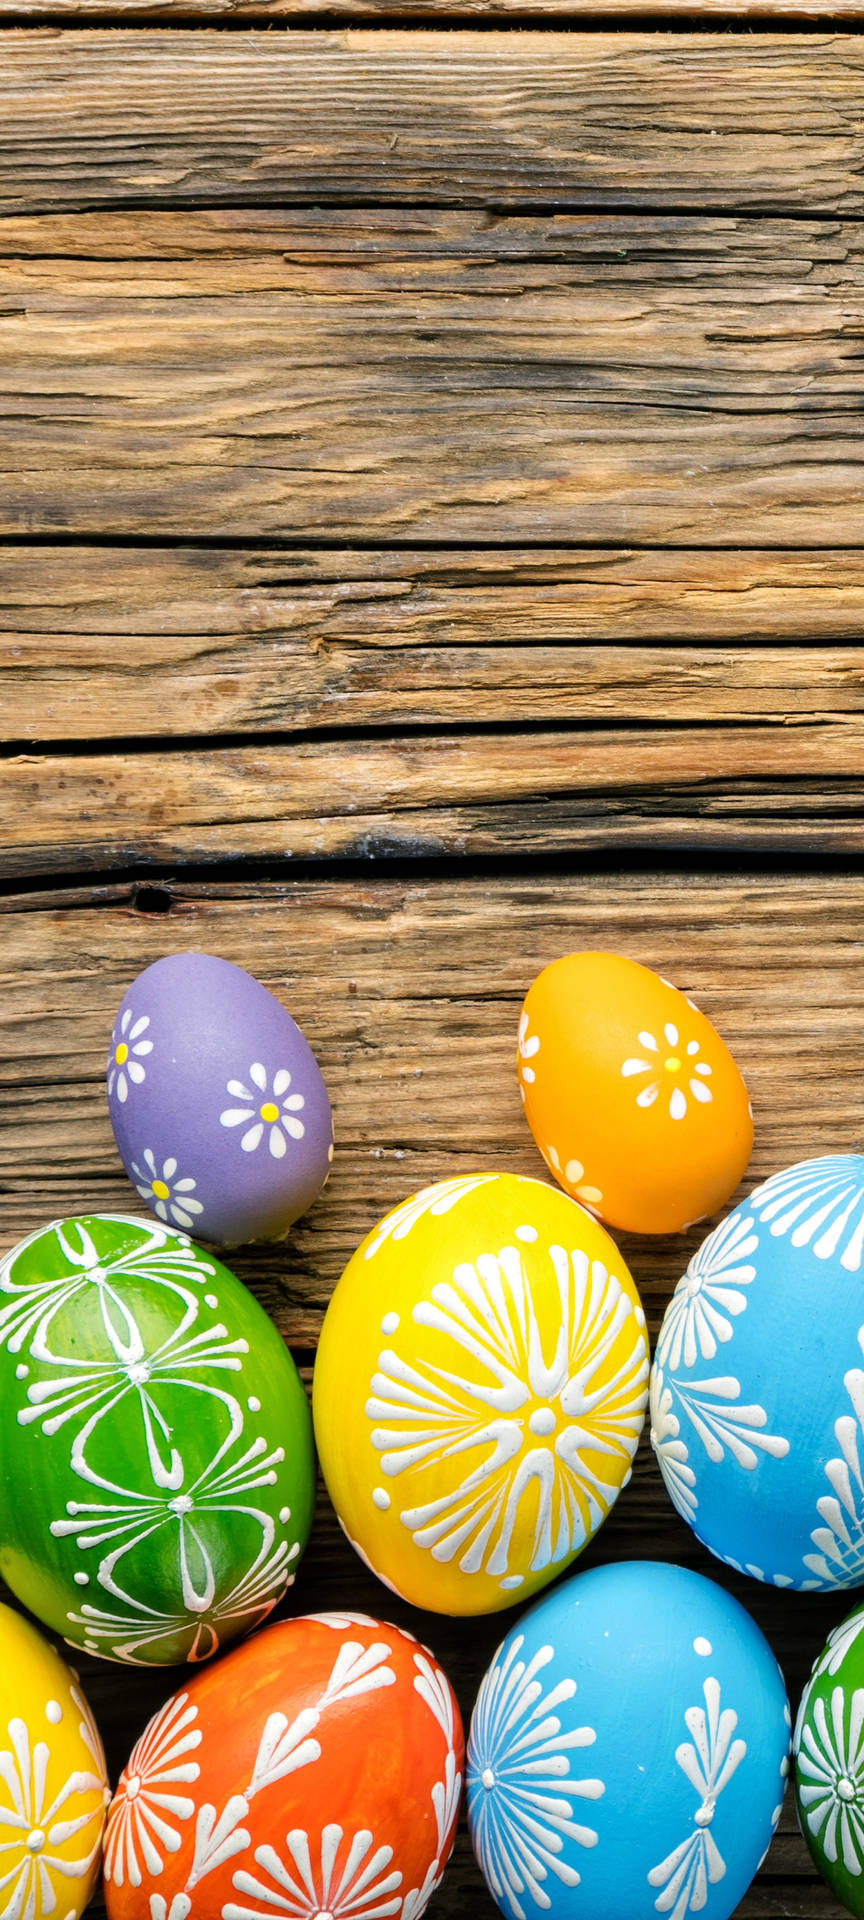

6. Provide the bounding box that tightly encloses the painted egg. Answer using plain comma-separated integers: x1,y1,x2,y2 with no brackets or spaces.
517,952,753,1234
0,1212,316,1664
103,1609,463,1920
649,1153,864,1592
0,1602,109,1919
312,1172,649,1615
467,1560,791,1920
107,952,334,1246
794,1594,864,1912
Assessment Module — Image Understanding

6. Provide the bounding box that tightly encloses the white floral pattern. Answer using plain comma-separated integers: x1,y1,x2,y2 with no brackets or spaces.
647,1678,746,1920
363,1176,498,1262
367,1242,648,1589
226,1825,403,1920
797,1686,864,1874
658,1214,759,1372
220,1063,306,1157
468,1634,603,1920
108,1008,153,1104
649,1366,698,1520
810,1607,864,1685
804,1337,864,1588
749,1157,864,1273
621,1023,713,1122
131,1151,204,1233
0,1714,105,1917
517,1012,540,1094
668,1374,789,1472
103,1692,201,1889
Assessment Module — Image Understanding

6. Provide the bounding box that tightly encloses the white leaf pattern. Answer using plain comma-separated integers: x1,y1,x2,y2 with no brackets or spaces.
647,1679,746,1920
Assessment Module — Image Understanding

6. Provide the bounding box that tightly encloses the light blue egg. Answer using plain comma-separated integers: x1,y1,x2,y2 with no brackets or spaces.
467,1560,790,1920
651,1154,864,1591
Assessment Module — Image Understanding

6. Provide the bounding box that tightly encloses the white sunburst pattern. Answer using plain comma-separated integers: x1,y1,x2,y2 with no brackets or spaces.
0,1714,106,1918
797,1685,864,1875
657,1213,759,1373
104,1692,202,1889
804,1336,864,1589
649,1365,698,1521
668,1375,789,1474
362,1176,498,1262
467,1633,603,1920
809,1606,864,1686
647,1677,747,1920
620,1023,713,1123
0,1216,216,1363
225,1825,404,1920
366,1241,648,1590
68,1533,300,1665
749,1156,864,1273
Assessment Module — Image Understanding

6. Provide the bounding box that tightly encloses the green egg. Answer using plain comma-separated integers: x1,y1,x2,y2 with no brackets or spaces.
795,1597,864,1914
0,1213,315,1666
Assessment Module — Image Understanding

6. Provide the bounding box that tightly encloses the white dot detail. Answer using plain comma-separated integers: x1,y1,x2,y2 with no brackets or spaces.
380,1312,400,1336
45,1702,62,1725
499,1575,523,1590
529,1408,556,1437
279,1507,291,1524
247,1397,261,1413
565,1159,584,1184
205,1294,218,1309
481,1768,495,1791
693,1637,712,1657
515,1224,538,1243
73,1571,89,1587
373,1488,391,1511
15,1365,27,1381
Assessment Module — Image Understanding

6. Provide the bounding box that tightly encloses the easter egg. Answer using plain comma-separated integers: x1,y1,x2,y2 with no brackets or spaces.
649,1153,864,1592
103,1609,463,1920
107,952,334,1246
794,1595,864,1913
0,1602,109,1919
313,1172,649,1615
517,952,753,1235
0,1212,315,1664
467,1560,791,1920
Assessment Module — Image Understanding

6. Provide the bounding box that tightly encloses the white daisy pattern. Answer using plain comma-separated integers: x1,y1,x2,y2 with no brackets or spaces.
0,1715,105,1916
220,1064,306,1159
647,1677,746,1920
797,1686,864,1874
657,1213,759,1372
108,1008,153,1104
103,1692,202,1889
620,1023,713,1122
467,1634,604,1920
131,1151,204,1233
225,1824,404,1920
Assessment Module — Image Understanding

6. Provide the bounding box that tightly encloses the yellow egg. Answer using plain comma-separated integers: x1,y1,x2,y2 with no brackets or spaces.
0,1602,108,1918
518,952,754,1235
313,1171,649,1615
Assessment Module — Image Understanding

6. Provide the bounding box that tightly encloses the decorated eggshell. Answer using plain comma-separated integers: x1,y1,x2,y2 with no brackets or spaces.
312,1172,649,1615
103,1609,463,1920
107,952,334,1246
650,1153,864,1592
794,1595,864,1912
467,1560,791,1920
517,951,753,1235
0,1602,109,1919
0,1213,315,1664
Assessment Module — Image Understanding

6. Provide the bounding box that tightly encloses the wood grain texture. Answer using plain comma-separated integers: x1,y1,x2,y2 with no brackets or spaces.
4,210,864,542
2,32,864,218
3,0,864,19
1,871,861,1916
4,546,864,740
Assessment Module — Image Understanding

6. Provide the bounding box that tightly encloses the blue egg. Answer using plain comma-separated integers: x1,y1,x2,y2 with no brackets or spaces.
467,1560,790,1920
651,1154,864,1591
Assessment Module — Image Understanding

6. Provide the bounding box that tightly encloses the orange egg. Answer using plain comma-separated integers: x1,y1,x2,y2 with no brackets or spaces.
518,952,753,1235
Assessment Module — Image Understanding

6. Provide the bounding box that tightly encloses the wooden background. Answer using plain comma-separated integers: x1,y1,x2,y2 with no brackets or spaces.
4,0,864,1914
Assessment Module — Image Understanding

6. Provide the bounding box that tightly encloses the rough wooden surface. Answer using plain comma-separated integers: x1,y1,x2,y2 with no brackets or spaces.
5,210,864,542
3,34,864,219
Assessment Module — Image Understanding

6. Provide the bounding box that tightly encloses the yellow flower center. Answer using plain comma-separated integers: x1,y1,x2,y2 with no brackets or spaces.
664,1055,681,1073
115,1042,129,1065
260,1102,279,1124
151,1179,170,1200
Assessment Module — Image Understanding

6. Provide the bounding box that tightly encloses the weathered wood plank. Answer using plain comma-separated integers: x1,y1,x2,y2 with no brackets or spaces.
1,32,864,219
4,724,864,873
3,209,864,542
0,872,859,1917
2,0,863,19
4,546,864,740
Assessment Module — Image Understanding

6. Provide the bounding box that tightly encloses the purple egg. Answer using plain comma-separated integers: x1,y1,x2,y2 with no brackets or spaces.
107,952,334,1245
